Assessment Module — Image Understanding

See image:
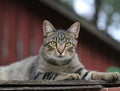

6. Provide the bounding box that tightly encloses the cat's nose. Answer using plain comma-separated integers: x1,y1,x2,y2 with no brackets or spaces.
57,44,64,55
57,46,64,54
57,49,64,54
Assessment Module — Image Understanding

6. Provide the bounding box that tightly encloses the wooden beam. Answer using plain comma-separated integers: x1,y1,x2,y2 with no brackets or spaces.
0,80,119,87
0,80,119,91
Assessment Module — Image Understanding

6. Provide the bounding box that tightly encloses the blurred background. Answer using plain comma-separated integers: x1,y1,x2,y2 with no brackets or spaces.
0,0,120,72
61,0,120,42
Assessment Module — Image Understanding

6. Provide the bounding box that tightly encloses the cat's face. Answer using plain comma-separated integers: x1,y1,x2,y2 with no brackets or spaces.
40,20,80,65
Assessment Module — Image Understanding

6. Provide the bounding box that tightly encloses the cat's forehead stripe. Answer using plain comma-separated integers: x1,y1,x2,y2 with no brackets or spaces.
46,31,76,44
57,32,65,41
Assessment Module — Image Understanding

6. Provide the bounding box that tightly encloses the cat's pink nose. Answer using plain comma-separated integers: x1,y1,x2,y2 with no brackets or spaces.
57,44,64,55
57,49,64,54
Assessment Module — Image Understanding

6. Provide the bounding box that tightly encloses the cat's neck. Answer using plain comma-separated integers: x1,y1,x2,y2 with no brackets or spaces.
38,53,84,73
39,51,80,66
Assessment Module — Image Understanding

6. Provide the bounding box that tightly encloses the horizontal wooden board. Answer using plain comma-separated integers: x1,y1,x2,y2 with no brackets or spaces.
0,80,119,87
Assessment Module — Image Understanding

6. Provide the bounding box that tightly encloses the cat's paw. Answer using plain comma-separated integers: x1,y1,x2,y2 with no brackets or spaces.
65,73,80,80
102,72,120,82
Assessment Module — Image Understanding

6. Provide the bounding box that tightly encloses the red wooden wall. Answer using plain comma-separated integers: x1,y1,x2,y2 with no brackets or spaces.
0,0,120,72
0,0,43,65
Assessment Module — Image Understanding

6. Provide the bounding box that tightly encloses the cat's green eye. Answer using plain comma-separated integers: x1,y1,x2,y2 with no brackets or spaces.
65,42,71,47
51,41,57,47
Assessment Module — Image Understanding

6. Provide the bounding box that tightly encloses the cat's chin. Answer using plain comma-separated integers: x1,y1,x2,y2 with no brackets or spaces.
42,53,73,66
45,55,68,60
51,56,72,61
46,56,72,66
57,55,64,58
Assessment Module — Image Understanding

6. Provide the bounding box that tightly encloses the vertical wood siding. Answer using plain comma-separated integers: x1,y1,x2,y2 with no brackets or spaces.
0,0,119,72
0,0,43,65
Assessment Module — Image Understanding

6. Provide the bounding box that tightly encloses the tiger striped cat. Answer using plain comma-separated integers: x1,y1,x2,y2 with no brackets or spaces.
0,20,119,82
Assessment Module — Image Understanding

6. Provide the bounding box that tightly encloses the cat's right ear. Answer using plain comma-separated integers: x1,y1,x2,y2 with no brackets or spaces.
43,20,56,37
67,22,80,39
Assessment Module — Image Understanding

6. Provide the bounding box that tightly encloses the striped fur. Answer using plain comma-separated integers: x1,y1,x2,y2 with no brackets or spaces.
0,20,119,82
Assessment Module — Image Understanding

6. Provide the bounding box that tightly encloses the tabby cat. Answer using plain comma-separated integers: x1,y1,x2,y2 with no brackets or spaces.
0,20,119,82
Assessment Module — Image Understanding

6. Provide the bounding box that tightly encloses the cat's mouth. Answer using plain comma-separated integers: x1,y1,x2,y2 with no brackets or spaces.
57,54,64,58
57,52,65,58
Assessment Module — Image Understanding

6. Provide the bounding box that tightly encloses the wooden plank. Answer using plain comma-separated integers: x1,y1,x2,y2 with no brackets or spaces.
0,0,3,64
0,80,119,87
1,1,9,65
33,18,42,54
0,80,103,91
18,8,30,58
0,85,102,91
102,87,120,91
7,1,17,64
28,16,42,55
1,80,120,91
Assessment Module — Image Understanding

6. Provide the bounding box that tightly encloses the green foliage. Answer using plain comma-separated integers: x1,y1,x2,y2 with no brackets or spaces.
106,0,120,12
106,67,120,73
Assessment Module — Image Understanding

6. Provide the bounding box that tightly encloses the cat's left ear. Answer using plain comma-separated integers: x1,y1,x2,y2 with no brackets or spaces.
43,20,56,37
67,22,80,39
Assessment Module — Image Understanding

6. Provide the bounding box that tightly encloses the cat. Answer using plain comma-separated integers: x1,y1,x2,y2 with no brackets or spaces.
0,20,119,82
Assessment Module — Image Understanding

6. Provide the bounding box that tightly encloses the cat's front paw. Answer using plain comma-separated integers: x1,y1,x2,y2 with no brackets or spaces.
65,73,80,80
102,72,120,82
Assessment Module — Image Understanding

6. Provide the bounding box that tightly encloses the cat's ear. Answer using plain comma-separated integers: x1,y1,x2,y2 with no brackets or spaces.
67,22,80,39
43,20,56,37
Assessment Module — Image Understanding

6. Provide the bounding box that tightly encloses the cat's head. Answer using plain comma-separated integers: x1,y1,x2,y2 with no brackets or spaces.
40,20,80,65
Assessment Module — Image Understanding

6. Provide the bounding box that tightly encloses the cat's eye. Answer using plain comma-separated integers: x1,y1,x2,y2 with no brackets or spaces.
65,42,71,47
51,41,57,47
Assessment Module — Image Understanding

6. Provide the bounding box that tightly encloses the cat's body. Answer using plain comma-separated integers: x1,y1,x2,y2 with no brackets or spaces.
0,20,119,82
0,54,83,81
